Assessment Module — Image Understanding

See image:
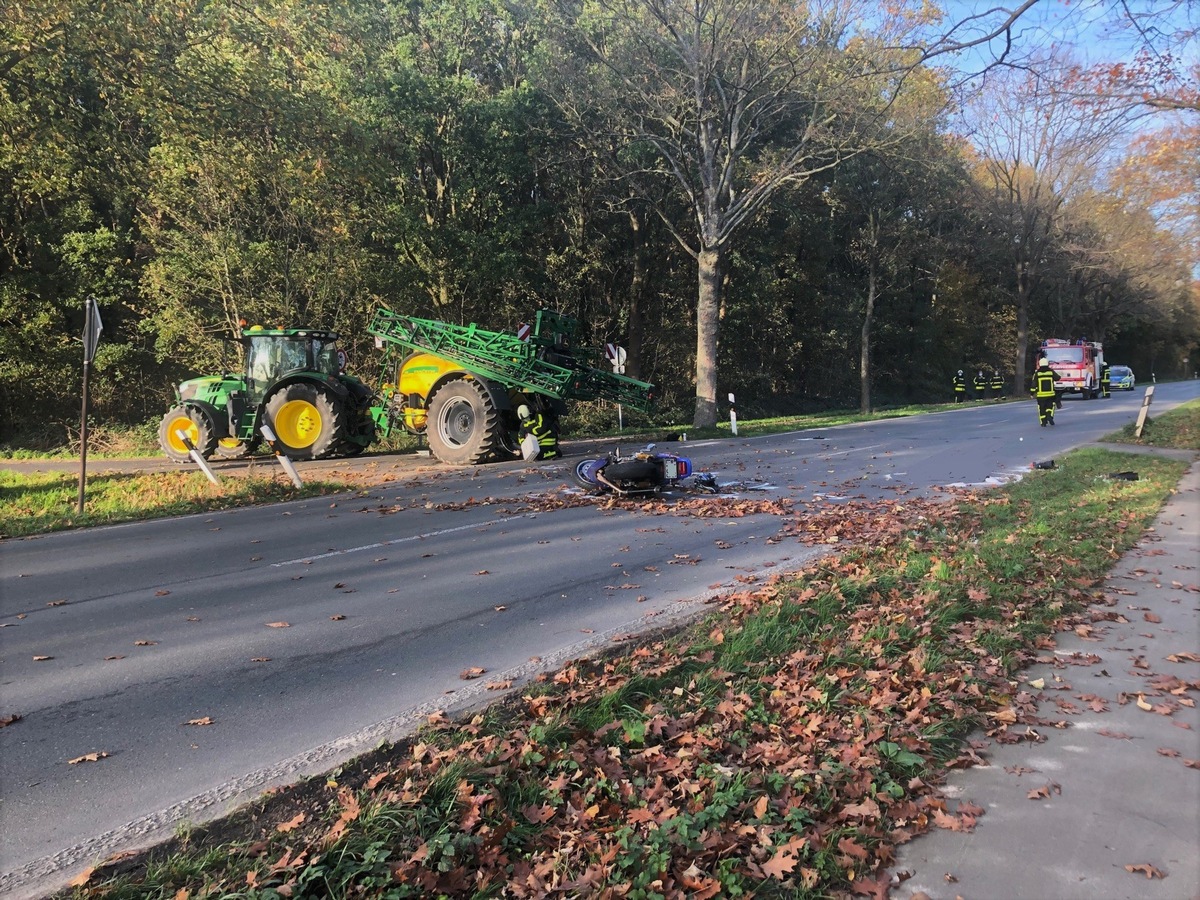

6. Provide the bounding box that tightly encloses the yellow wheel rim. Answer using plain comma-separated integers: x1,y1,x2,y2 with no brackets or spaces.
166,415,197,454
274,399,321,448
218,437,242,450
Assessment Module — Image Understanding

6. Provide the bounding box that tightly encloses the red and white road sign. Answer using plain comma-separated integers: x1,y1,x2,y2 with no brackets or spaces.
517,323,531,341
604,342,618,361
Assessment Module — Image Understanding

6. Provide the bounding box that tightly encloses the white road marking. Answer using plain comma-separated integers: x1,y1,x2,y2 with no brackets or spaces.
272,513,537,567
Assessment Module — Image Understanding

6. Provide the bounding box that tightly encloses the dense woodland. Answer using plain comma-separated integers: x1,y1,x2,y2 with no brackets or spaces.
1,0,1196,441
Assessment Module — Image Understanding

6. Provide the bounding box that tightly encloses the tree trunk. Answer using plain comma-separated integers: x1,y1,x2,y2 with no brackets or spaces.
1014,263,1031,394
626,211,645,381
693,247,721,428
860,260,876,414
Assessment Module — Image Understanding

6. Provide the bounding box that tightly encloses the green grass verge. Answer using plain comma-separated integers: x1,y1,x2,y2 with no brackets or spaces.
67,442,1192,899
0,470,349,539
1102,397,1200,449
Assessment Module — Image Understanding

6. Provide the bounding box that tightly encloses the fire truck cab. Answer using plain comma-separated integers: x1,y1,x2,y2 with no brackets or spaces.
1038,338,1104,400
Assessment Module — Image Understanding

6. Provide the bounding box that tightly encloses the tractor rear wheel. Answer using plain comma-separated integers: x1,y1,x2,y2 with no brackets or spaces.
426,378,502,465
159,406,217,463
264,383,344,459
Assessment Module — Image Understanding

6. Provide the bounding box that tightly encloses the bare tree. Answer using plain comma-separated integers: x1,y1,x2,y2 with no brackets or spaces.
550,0,1042,427
966,52,1130,391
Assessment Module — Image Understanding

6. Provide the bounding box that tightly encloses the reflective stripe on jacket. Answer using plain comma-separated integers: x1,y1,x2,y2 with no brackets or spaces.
520,413,557,449
1034,368,1059,398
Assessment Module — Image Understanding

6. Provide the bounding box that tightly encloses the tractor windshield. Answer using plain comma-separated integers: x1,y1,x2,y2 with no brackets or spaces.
246,335,311,396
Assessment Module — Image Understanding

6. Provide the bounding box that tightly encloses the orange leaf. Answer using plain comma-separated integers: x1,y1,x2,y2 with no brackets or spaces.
276,812,307,833
761,851,797,879
266,622,290,628
68,867,96,888
1123,863,1165,879
184,717,214,727
68,751,110,765
460,667,486,680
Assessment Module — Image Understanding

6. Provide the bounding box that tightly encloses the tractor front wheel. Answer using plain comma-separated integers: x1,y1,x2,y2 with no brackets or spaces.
159,406,217,463
264,383,344,459
426,379,503,465
215,437,259,460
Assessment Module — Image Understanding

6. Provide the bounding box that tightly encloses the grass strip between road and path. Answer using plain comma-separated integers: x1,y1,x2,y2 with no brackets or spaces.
0,470,349,539
64,433,1195,899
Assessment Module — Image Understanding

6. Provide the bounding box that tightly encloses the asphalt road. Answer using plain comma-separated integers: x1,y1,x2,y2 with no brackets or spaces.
2,384,1196,898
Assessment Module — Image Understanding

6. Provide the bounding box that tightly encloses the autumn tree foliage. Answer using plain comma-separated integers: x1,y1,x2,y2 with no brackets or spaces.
0,0,1194,443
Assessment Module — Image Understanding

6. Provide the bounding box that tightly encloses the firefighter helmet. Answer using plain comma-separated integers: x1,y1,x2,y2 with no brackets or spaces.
517,404,531,419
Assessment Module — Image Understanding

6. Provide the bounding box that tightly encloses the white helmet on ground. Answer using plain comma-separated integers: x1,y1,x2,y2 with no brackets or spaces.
517,404,531,419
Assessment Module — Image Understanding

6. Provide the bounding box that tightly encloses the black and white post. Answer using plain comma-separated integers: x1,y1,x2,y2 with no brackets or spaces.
77,295,103,514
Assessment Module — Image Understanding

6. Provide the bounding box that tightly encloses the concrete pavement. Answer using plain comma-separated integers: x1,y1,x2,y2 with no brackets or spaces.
889,456,1200,899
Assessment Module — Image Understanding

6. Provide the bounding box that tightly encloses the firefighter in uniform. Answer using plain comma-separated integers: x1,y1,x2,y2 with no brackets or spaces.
973,370,987,401
990,370,1004,400
516,404,561,460
1031,357,1060,426
952,370,966,402
1100,362,1111,398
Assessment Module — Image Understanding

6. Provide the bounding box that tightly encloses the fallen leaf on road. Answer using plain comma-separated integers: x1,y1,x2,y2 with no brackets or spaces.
1124,863,1165,879
155,590,170,597
1156,747,1180,757
251,657,271,662
1027,782,1061,800
1143,612,1162,623
460,667,486,680
0,714,22,727
475,570,490,576
104,655,124,661
266,622,290,628
33,655,53,661
134,640,157,646
1136,694,1153,711
1097,729,1135,739
330,614,346,621
184,717,214,726
47,600,68,606
68,751,110,764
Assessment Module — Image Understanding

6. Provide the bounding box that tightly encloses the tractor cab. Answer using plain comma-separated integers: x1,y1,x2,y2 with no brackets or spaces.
240,327,342,402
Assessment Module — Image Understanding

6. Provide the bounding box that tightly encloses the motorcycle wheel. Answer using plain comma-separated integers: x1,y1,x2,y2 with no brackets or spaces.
572,458,608,493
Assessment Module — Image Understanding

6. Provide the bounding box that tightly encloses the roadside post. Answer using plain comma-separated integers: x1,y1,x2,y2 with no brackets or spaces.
1134,385,1155,438
174,430,220,485
260,424,303,488
728,392,738,437
606,343,627,430
77,295,103,514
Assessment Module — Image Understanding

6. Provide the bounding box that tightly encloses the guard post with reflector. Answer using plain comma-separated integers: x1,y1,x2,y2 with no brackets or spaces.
605,343,628,429
77,295,103,514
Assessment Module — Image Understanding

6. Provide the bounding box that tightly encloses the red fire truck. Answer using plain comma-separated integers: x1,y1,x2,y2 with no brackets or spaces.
1038,338,1104,399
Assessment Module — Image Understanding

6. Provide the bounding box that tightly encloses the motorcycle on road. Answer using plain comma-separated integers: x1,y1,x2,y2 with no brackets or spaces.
571,444,718,496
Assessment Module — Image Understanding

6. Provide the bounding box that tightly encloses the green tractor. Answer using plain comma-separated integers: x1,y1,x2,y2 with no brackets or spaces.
158,326,377,463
